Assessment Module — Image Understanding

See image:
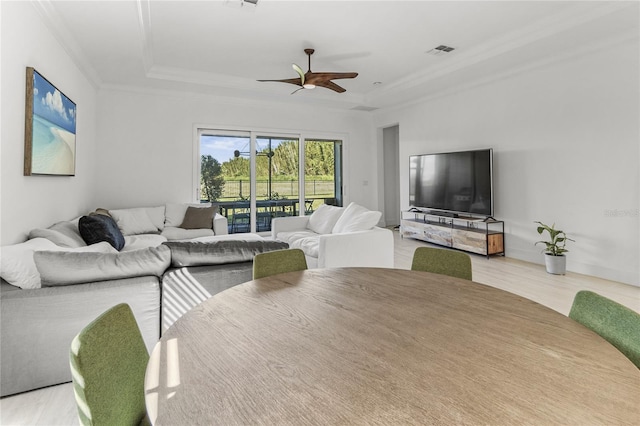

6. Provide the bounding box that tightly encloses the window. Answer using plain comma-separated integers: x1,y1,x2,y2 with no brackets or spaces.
304,139,343,212
198,129,343,233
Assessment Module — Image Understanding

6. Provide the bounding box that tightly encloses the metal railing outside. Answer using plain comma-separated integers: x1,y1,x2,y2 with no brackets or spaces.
221,179,334,200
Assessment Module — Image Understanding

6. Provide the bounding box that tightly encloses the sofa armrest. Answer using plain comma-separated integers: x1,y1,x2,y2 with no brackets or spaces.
271,216,311,238
317,227,394,268
1,277,160,397
213,213,228,235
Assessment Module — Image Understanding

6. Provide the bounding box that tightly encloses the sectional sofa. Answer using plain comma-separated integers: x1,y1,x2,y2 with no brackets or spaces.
0,203,286,397
0,201,392,397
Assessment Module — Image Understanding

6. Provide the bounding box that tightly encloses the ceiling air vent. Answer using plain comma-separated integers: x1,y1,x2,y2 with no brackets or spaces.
427,45,455,56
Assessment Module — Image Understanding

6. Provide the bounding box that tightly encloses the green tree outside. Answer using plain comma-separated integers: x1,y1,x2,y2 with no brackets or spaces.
201,155,225,201
205,139,336,202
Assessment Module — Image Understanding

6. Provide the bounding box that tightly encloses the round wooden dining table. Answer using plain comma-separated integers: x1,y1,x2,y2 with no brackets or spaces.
144,268,640,425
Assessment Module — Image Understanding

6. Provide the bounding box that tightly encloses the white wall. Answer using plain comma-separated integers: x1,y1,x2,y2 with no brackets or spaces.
374,37,639,286
94,88,376,210
0,2,99,245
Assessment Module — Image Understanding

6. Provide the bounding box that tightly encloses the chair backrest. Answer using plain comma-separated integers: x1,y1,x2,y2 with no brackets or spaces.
253,248,308,280
569,290,640,369
69,303,150,426
411,247,472,280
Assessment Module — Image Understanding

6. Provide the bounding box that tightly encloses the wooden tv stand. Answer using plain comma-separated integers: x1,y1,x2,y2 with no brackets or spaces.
400,211,505,258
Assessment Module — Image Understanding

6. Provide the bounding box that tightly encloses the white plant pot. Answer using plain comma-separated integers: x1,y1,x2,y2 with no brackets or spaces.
544,254,566,275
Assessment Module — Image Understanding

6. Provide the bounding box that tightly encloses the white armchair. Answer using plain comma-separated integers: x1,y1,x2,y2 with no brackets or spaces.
271,203,394,269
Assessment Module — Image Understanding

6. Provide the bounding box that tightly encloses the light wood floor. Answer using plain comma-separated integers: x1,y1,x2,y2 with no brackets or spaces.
2,230,638,425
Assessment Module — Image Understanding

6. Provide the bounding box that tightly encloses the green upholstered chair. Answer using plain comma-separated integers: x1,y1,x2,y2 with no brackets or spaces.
569,290,640,369
69,303,150,426
253,248,308,280
411,247,473,280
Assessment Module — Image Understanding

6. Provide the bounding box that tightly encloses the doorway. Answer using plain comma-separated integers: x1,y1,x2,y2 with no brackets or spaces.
382,125,400,227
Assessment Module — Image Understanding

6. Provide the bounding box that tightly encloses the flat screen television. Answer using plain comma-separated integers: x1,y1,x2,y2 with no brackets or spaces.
409,148,493,217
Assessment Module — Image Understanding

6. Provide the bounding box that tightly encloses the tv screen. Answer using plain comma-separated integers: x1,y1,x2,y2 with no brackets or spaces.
409,149,493,217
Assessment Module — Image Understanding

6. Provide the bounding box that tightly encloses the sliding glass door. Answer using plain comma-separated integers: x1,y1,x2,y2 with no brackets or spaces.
199,130,253,233
253,135,299,231
304,139,343,213
198,129,342,233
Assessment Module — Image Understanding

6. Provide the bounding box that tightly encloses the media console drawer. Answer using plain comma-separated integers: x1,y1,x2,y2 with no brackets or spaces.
452,230,504,255
400,213,505,258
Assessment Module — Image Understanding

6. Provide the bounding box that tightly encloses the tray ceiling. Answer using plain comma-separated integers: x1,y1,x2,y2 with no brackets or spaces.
36,0,639,110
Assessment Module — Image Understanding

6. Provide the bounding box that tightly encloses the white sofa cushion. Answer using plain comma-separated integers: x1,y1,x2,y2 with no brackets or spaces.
332,202,382,233
122,234,168,252
110,207,164,235
276,230,318,246
289,236,320,258
34,245,171,287
161,227,215,241
146,206,166,230
307,204,344,235
0,239,116,289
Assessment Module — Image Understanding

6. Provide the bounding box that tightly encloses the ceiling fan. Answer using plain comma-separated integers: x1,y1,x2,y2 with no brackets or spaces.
258,49,358,94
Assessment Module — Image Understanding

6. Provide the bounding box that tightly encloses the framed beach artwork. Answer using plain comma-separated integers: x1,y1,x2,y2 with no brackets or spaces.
24,67,77,176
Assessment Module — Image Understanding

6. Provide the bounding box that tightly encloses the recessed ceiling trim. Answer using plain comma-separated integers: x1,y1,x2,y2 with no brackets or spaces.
147,65,366,106
351,105,378,112
136,0,154,74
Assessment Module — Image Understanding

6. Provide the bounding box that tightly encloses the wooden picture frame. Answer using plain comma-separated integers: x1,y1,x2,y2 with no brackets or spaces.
24,67,77,176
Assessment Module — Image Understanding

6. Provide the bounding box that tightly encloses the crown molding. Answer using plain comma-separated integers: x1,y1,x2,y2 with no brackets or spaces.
32,0,102,89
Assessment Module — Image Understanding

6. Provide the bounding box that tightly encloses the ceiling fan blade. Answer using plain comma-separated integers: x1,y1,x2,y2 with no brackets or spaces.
257,78,303,87
314,80,346,93
292,63,305,85
309,72,358,80
259,50,357,94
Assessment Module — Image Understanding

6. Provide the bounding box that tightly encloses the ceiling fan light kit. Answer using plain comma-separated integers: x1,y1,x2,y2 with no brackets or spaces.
259,49,358,94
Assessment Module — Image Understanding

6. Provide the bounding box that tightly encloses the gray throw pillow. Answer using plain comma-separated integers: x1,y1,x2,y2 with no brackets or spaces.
180,206,216,229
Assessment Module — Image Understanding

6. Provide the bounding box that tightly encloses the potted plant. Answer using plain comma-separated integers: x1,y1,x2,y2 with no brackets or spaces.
535,221,575,275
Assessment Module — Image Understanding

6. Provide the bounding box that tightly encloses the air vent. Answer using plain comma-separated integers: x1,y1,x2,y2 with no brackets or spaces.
427,45,455,56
